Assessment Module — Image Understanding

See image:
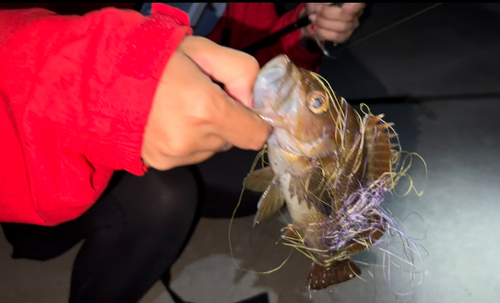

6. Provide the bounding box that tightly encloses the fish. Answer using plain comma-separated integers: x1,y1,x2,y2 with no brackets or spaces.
245,54,396,290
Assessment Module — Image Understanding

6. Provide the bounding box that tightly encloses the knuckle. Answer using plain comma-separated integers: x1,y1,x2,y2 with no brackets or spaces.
205,89,226,118
250,137,267,150
190,102,211,122
353,19,360,29
238,53,260,77
143,153,172,171
336,34,349,44
318,8,328,18
332,30,351,43
228,47,259,71
160,139,191,157
326,31,341,42
340,22,351,32
316,28,328,40
190,88,221,122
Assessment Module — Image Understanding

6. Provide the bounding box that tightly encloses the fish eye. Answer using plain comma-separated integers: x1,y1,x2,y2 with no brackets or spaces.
307,91,329,114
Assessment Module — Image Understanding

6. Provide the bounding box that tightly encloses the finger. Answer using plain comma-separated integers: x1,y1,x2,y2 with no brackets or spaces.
310,3,332,14
217,141,233,153
315,18,358,35
143,132,230,169
212,92,271,151
319,3,364,21
201,134,234,153
179,36,260,108
341,3,366,15
166,37,270,151
159,60,267,153
315,28,355,43
314,21,359,43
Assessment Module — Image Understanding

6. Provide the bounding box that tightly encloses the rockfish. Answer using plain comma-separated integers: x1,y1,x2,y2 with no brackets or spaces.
245,55,396,290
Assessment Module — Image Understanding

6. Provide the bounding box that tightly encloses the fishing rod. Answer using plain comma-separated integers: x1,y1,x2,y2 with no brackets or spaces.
242,3,343,55
242,3,443,58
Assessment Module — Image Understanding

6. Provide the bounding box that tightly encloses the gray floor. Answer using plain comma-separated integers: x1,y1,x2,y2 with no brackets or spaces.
2,3,500,303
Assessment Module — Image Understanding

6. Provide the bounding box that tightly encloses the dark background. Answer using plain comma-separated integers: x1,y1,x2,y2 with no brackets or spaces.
3,3,497,101
1,3,500,303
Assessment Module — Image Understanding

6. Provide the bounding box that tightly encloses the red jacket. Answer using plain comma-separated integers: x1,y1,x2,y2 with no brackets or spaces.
0,3,321,226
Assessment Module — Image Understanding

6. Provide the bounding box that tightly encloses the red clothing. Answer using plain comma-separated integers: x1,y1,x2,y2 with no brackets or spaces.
207,3,322,71
0,3,321,226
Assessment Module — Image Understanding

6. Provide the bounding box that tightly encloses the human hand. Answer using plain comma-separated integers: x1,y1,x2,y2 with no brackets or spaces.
141,36,271,170
301,3,365,44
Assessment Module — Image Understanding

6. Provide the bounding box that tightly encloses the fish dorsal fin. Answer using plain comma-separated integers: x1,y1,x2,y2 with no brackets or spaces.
253,179,285,228
306,260,361,290
363,114,393,185
244,166,274,192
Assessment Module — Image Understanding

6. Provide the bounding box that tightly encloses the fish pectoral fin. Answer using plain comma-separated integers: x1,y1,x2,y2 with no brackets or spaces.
253,180,285,228
307,260,361,290
244,166,275,192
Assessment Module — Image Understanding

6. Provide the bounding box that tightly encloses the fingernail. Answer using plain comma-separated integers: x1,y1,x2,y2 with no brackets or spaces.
250,98,254,108
308,14,317,22
311,25,316,30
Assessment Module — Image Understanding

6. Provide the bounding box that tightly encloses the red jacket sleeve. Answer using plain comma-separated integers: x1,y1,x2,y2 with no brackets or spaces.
207,3,322,72
0,4,192,225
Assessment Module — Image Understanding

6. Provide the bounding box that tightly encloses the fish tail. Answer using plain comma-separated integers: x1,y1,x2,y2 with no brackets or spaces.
307,260,361,290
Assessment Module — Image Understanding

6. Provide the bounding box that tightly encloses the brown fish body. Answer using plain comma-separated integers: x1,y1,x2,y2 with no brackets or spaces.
246,55,393,290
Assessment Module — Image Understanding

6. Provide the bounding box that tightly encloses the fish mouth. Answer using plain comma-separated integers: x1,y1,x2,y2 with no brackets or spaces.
253,55,325,156
253,55,334,157
253,55,294,115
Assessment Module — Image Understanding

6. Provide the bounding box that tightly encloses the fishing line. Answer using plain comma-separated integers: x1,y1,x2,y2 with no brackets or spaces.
329,3,444,57
228,148,294,275
358,103,428,197
391,151,428,198
242,3,444,58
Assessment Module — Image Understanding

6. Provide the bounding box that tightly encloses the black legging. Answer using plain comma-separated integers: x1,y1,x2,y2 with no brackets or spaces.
1,148,264,303
2,166,202,303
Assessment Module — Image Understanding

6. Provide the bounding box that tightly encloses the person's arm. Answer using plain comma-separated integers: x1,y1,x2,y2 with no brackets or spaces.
0,4,191,225
0,4,270,226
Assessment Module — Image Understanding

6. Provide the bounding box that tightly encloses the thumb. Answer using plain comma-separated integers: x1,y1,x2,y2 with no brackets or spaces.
179,36,260,108
342,3,365,14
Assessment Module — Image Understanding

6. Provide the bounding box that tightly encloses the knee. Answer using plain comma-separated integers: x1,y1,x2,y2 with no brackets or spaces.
111,167,199,232
150,167,199,206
